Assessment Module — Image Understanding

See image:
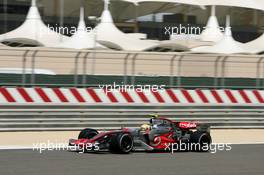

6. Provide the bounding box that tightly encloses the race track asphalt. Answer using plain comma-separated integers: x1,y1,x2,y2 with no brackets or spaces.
0,144,263,175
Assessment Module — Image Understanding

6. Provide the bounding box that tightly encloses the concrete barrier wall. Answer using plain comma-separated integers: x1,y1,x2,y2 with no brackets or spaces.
0,87,264,105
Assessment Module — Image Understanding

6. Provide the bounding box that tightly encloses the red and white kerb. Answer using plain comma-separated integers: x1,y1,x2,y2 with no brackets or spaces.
0,88,263,104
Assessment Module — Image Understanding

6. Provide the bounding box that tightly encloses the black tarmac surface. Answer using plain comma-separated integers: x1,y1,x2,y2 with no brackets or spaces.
0,144,263,175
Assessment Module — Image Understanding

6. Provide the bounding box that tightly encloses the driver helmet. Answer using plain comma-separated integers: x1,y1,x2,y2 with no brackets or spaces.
149,114,159,119
140,124,151,131
149,114,159,124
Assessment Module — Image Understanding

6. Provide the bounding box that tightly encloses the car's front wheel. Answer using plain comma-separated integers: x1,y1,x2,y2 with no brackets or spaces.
109,133,134,154
190,131,212,152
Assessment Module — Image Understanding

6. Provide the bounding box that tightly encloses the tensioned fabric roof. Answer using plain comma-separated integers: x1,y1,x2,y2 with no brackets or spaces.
2,0,264,52
40,0,264,21
52,7,105,50
96,0,159,51
0,0,68,46
191,16,248,54
127,0,264,53
94,0,264,53
200,0,264,11
200,6,223,42
165,5,221,49
48,0,201,20
96,0,215,51
124,0,264,11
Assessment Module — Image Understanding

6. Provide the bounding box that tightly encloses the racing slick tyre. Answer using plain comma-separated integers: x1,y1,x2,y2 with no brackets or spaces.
78,128,99,139
190,131,212,152
109,133,134,154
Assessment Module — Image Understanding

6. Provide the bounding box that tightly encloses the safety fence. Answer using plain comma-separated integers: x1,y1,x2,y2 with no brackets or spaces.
1,47,264,89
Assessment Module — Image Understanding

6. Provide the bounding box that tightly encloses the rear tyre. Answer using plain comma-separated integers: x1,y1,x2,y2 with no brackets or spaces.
109,133,134,154
78,128,99,139
190,131,212,152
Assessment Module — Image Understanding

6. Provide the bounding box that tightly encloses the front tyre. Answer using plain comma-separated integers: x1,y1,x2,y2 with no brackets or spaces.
190,131,212,152
109,133,134,154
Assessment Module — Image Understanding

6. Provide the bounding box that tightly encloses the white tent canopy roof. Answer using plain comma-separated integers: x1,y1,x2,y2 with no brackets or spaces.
96,0,159,51
124,0,264,10
200,6,223,42
0,0,68,46
191,16,248,54
52,7,105,50
36,0,264,21
198,0,264,11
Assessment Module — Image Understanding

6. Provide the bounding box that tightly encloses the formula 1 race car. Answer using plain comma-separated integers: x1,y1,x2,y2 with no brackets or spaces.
69,115,212,153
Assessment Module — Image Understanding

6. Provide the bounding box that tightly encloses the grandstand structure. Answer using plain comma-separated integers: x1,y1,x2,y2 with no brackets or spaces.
0,0,264,51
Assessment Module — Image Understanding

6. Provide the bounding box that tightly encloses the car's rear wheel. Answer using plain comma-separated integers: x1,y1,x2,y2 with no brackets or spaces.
109,133,134,154
78,128,99,139
190,131,212,152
